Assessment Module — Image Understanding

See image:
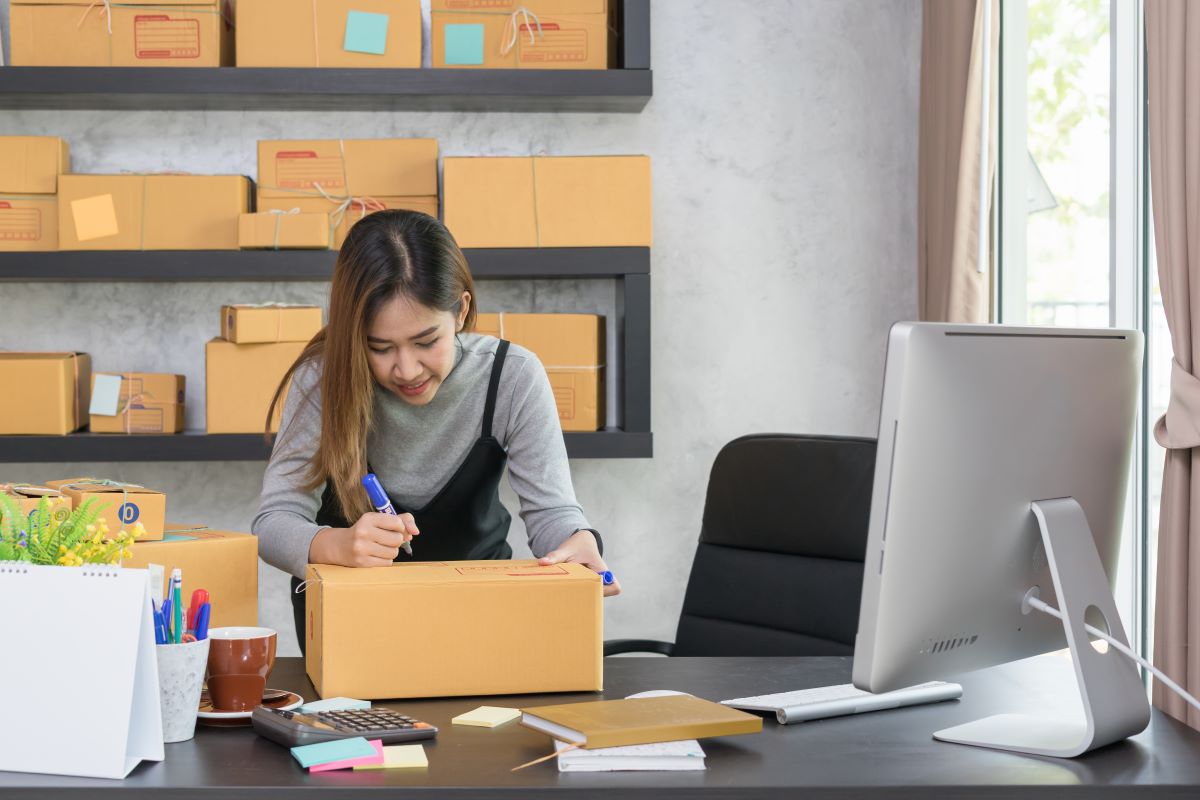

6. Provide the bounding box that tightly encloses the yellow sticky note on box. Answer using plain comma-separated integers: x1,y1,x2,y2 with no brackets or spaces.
451,706,521,728
71,193,120,241
353,744,427,770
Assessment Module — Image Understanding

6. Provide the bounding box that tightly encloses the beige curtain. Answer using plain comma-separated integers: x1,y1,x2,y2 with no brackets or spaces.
918,0,998,323
1147,0,1200,732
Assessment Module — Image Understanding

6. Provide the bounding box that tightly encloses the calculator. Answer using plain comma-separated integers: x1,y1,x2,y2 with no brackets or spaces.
251,706,439,748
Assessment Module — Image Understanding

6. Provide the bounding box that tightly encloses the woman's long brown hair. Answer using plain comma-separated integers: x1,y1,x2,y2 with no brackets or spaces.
266,210,477,523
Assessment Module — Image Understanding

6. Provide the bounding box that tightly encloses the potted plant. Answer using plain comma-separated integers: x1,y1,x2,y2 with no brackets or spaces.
0,494,143,566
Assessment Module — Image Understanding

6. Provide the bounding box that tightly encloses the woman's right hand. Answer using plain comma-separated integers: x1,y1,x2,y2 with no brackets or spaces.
309,512,419,568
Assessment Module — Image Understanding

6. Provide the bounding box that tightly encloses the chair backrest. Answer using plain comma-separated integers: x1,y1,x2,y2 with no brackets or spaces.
671,433,877,657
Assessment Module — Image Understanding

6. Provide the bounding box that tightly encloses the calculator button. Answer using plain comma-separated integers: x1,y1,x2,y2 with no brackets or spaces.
414,723,432,729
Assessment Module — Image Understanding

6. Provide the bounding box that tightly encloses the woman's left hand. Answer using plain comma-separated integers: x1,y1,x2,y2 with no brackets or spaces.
538,530,621,597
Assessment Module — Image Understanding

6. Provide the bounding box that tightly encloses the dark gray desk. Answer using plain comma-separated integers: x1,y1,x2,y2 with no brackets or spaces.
4,655,1200,798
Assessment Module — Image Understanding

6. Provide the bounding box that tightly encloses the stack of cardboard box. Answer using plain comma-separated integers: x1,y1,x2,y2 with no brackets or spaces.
256,138,439,249
442,155,651,247
58,174,251,250
475,313,605,431
0,136,69,252
431,0,614,69
206,304,323,433
9,0,234,67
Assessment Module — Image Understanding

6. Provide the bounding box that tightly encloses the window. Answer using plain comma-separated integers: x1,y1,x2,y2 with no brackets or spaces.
997,0,1157,656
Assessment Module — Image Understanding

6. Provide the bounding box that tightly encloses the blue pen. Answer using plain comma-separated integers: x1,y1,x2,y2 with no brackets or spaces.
597,570,615,586
161,597,172,643
362,473,413,556
195,602,211,641
152,603,167,645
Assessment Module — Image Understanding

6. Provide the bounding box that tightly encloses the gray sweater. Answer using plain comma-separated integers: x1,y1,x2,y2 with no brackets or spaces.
252,333,591,579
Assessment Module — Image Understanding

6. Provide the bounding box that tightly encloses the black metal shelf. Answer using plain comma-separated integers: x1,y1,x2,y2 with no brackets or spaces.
0,429,652,462
0,248,651,282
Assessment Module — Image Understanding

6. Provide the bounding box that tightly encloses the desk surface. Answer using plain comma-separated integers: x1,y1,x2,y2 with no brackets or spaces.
5,655,1200,798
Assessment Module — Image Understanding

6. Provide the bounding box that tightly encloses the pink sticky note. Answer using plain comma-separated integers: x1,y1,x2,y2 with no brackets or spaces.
309,739,384,772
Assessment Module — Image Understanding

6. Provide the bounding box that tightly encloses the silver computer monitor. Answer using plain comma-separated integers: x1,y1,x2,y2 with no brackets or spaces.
852,322,1148,757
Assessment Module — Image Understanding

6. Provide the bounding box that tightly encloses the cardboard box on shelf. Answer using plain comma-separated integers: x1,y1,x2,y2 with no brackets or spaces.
305,560,602,699
0,484,72,528
0,352,91,435
431,0,614,70
442,155,651,248
58,174,251,251
237,0,420,67
122,525,259,628
0,195,58,252
89,372,185,435
44,477,166,541
256,138,438,248
206,338,306,433
238,211,332,250
221,304,324,344
475,313,604,431
0,136,70,195
10,0,233,67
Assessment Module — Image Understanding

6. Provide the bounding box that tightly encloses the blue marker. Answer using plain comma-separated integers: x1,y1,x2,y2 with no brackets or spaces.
597,571,614,586
362,473,413,557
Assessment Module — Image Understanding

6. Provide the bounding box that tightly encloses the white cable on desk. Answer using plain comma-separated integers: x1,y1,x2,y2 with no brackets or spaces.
1026,595,1200,715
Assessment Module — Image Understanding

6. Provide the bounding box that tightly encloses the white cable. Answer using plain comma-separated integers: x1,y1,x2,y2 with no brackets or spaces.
1027,596,1200,715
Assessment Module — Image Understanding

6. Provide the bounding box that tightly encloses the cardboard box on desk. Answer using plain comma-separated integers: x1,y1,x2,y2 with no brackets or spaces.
238,0,420,67
58,174,251,251
89,372,185,434
44,478,166,541
221,304,323,344
122,525,259,628
10,0,233,67
0,484,72,528
442,155,651,247
0,352,91,435
304,560,602,699
0,136,70,195
206,338,306,433
476,313,604,431
431,0,614,69
256,138,438,248
239,211,332,250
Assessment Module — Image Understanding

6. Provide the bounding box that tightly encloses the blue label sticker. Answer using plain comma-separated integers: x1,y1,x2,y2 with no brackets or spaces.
118,503,140,524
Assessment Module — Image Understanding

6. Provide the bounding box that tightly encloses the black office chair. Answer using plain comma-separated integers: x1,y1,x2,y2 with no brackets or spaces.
605,433,876,657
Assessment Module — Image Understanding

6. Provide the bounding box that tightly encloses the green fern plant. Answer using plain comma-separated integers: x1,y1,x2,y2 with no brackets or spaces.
0,494,139,566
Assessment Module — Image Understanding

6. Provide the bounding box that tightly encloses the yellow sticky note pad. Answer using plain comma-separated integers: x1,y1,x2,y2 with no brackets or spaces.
452,706,521,728
71,194,120,241
353,744,428,770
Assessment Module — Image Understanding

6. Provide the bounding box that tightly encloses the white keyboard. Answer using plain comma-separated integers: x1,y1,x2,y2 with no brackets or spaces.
721,681,962,724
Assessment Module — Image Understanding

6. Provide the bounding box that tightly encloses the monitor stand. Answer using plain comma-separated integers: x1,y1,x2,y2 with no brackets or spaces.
933,497,1151,758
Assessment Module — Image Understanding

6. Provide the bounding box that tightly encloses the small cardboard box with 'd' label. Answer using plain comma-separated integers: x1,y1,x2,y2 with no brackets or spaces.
44,478,166,541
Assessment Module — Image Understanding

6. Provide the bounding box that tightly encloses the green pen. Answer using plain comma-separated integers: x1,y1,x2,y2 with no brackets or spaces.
171,568,183,644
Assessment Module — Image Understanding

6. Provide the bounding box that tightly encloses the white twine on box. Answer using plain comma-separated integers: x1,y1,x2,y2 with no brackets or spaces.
501,7,544,56
268,208,301,251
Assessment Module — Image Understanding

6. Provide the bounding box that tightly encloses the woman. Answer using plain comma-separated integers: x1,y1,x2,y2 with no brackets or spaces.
252,210,618,649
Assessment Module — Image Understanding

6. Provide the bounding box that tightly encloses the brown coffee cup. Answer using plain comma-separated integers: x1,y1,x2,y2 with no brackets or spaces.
205,626,277,712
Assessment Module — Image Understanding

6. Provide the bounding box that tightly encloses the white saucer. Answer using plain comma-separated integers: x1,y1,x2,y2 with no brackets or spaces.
198,691,303,720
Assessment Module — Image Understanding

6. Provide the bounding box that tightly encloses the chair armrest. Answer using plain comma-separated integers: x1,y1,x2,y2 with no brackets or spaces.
604,639,674,657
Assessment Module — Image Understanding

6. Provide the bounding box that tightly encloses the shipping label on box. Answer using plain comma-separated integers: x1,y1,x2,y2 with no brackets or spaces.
431,0,612,70
221,305,324,344
58,174,250,250
206,338,306,433
122,525,259,628
44,477,166,541
475,313,605,430
305,560,602,699
89,372,185,434
239,211,332,250
442,155,651,248
0,137,70,195
0,195,58,252
11,0,232,67
0,485,73,529
0,352,91,435
237,0,421,68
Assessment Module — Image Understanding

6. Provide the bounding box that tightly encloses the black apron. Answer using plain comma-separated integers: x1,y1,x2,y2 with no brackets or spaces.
291,340,514,652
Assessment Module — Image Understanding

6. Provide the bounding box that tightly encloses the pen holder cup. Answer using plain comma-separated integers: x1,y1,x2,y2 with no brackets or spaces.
156,638,210,743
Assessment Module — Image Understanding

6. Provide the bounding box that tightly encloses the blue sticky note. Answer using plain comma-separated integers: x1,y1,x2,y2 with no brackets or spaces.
292,737,376,769
444,23,484,66
300,697,371,714
344,10,389,55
